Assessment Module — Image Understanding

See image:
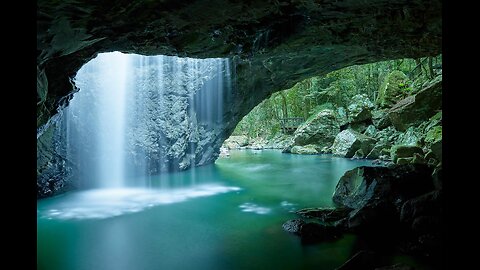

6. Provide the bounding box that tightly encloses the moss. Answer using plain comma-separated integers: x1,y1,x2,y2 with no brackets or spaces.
425,126,442,144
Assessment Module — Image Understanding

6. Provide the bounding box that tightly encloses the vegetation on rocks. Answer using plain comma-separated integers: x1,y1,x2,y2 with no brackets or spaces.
223,55,442,169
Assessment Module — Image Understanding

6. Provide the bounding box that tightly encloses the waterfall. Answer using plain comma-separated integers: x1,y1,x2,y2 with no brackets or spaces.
63,52,232,189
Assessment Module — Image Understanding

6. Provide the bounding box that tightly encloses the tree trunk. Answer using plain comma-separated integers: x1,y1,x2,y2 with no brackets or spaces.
280,91,288,119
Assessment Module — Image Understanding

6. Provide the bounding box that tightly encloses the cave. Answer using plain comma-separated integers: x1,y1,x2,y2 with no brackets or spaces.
37,1,443,269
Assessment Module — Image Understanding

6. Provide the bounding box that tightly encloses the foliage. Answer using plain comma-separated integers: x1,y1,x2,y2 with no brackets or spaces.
232,55,442,138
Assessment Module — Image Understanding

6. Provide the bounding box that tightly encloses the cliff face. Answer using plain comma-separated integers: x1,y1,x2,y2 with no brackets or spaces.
37,0,441,197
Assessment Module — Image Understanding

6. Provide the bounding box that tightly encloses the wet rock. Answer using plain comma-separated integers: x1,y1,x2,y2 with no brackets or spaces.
391,145,424,163
333,165,434,210
331,129,376,158
388,76,442,131
296,207,351,223
282,219,306,235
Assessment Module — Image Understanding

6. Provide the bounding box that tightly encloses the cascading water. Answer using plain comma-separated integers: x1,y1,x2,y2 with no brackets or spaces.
64,52,232,189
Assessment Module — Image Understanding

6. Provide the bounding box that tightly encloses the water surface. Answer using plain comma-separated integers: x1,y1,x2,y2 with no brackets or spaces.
38,150,377,270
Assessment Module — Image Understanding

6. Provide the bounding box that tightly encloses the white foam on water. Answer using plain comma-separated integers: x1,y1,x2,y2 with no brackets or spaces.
38,184,241,220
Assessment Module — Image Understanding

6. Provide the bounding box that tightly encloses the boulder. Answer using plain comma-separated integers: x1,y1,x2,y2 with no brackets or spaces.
347,94,374,123
396,157,413,165
430,139,442,161
372,110,392,130
290,144,319,155
331,129,376,158
396,127,422,146
377,70,410,108
364,125,377,137
352,149,365,159
400,190,442,226
282,219,306,234
388,76,442,131
293,109,340,148
223,135,249,149
390,145,424,163
424,126,442,145
333,165,434,210
366,143,390,160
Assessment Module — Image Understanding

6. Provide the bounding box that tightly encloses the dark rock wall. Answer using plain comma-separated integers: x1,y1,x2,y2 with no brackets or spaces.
38,0,442,129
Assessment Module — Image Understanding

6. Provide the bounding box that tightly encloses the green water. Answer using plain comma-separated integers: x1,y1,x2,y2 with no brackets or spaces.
37,150,377,270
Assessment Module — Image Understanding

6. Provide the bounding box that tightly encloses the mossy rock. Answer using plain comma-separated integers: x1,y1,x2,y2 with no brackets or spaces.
377,71,410,108
425,126,442,145
291,144,319,155
391,145,424,163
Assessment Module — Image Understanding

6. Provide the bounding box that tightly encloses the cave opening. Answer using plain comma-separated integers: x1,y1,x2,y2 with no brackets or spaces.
37,0,443,268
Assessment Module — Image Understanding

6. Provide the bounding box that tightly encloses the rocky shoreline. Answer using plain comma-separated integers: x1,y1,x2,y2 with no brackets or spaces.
222,74,442,170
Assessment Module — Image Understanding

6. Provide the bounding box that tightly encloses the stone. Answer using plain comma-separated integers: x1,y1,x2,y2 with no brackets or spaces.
396,127,422,146
333,165,434,210
293,109,340,148
223,135,249,149
366,143,390,160
430,139,442,161
388,76,442,131
290,144,319,155
347,94,374,123
432,165,442,190
400,190,442,224
219,147,230,157
412,153,426,164
282,219,306,235
372,110,392,130
396,157,413,165
377,70,410,108
352,149,365,159
364,125,377,137
391,145,424,163
424,126,442,145
348,122,369,133
296,207,351,223
331,129,376,158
